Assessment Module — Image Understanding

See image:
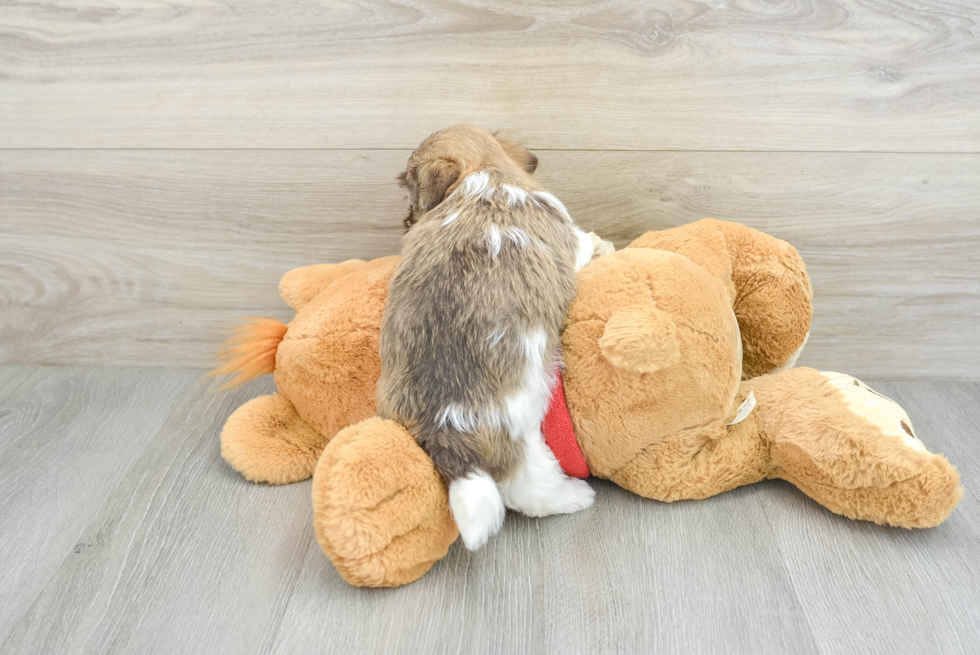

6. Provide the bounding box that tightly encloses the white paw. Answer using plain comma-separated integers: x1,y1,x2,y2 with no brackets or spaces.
589,232,616,259
554,478,596,514
500,474,596,517
449,470,506,551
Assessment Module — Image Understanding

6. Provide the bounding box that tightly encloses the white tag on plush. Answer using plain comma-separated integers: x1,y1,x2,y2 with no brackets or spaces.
726,391,756,426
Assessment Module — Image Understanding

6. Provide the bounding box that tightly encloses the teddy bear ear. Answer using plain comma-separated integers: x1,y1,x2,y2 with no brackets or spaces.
598,305,680,374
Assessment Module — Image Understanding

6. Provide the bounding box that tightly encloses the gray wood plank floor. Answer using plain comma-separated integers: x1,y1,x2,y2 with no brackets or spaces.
1,367,977,655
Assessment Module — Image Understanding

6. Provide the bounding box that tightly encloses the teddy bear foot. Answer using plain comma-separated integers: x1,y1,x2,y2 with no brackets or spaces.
312,418,459,587
220,393,328,484
764,369,963,528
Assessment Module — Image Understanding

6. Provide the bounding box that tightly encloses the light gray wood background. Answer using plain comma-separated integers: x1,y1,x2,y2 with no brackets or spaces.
0,367,977,654
1,0,979,378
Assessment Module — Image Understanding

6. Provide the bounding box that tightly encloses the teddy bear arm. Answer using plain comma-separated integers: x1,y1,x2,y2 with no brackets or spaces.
712,220,813,378
608,417,771,502
312,417,458,587
748,367,962,528
629,219,813,378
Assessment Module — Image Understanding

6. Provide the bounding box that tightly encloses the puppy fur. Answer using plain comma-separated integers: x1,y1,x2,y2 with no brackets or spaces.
378,125,597,550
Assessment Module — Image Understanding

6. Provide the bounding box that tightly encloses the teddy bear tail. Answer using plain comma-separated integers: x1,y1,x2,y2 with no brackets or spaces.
209,317,288,390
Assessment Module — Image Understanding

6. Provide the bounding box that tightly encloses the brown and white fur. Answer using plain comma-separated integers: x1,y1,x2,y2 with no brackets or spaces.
377,125,609,550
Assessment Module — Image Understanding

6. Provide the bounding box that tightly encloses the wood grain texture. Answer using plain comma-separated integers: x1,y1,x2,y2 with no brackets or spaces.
756,380,980,655
2,368,978,654
1,0,979,150
272,482,818,655
0,366,197,637
2,150,978,378
0,376,315,655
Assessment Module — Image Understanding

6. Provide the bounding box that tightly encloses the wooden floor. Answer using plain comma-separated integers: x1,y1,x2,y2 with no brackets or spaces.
0,365,977,655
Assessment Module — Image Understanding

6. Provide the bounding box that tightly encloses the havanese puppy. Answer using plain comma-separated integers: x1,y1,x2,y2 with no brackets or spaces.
378,124,611,550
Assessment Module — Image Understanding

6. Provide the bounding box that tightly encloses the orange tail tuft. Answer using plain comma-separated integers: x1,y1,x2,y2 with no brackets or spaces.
209,317,288,390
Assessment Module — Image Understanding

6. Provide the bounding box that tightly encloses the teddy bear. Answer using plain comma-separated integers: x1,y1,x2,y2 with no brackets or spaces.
214,218,962,588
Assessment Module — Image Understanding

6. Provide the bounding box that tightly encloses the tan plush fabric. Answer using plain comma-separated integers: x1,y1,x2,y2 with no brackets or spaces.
753,368,962,528
279,259,370,312
216,221,961,588
561,248,742,479
274,256,398,440
311,418,458,587
630,219,813,378
220,392,329,484
218,257,396,487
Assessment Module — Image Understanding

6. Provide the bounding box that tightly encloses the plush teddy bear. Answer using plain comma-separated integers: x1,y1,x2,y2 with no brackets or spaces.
215,219,962,588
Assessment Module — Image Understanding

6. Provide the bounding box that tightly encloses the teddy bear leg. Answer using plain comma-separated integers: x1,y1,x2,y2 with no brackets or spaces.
220,393,329,484
312,417,458,587
755,368,962,528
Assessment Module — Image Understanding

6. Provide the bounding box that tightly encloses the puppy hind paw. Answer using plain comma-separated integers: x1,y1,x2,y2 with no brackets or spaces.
449,470,506,551
555,478,596,514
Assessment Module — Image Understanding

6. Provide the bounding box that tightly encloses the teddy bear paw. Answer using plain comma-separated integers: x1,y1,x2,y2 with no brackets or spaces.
312,418,459,587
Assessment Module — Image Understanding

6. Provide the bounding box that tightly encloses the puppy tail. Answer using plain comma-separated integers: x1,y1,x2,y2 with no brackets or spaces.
418,427,506,551
448,469,506,551
209,317,288,390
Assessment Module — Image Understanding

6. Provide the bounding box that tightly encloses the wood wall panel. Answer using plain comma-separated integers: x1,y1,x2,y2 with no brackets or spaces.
1,0,979,150
2,150,977,378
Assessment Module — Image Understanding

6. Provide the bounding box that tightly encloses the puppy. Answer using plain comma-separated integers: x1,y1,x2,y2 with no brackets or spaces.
378,125,609,550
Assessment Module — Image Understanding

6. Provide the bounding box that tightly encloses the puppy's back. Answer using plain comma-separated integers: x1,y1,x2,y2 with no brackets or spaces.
377,169,580,478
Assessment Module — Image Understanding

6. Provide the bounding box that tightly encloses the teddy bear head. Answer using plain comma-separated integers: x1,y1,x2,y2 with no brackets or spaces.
560,247,744,478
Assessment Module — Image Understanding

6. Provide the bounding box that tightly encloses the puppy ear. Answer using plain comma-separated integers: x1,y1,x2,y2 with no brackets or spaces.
416,157,461,213
493,132,538,174
396,171,408,189
523,152,538,174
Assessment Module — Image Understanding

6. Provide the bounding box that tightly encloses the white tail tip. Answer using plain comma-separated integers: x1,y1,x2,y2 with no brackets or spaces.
449,470,506,551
